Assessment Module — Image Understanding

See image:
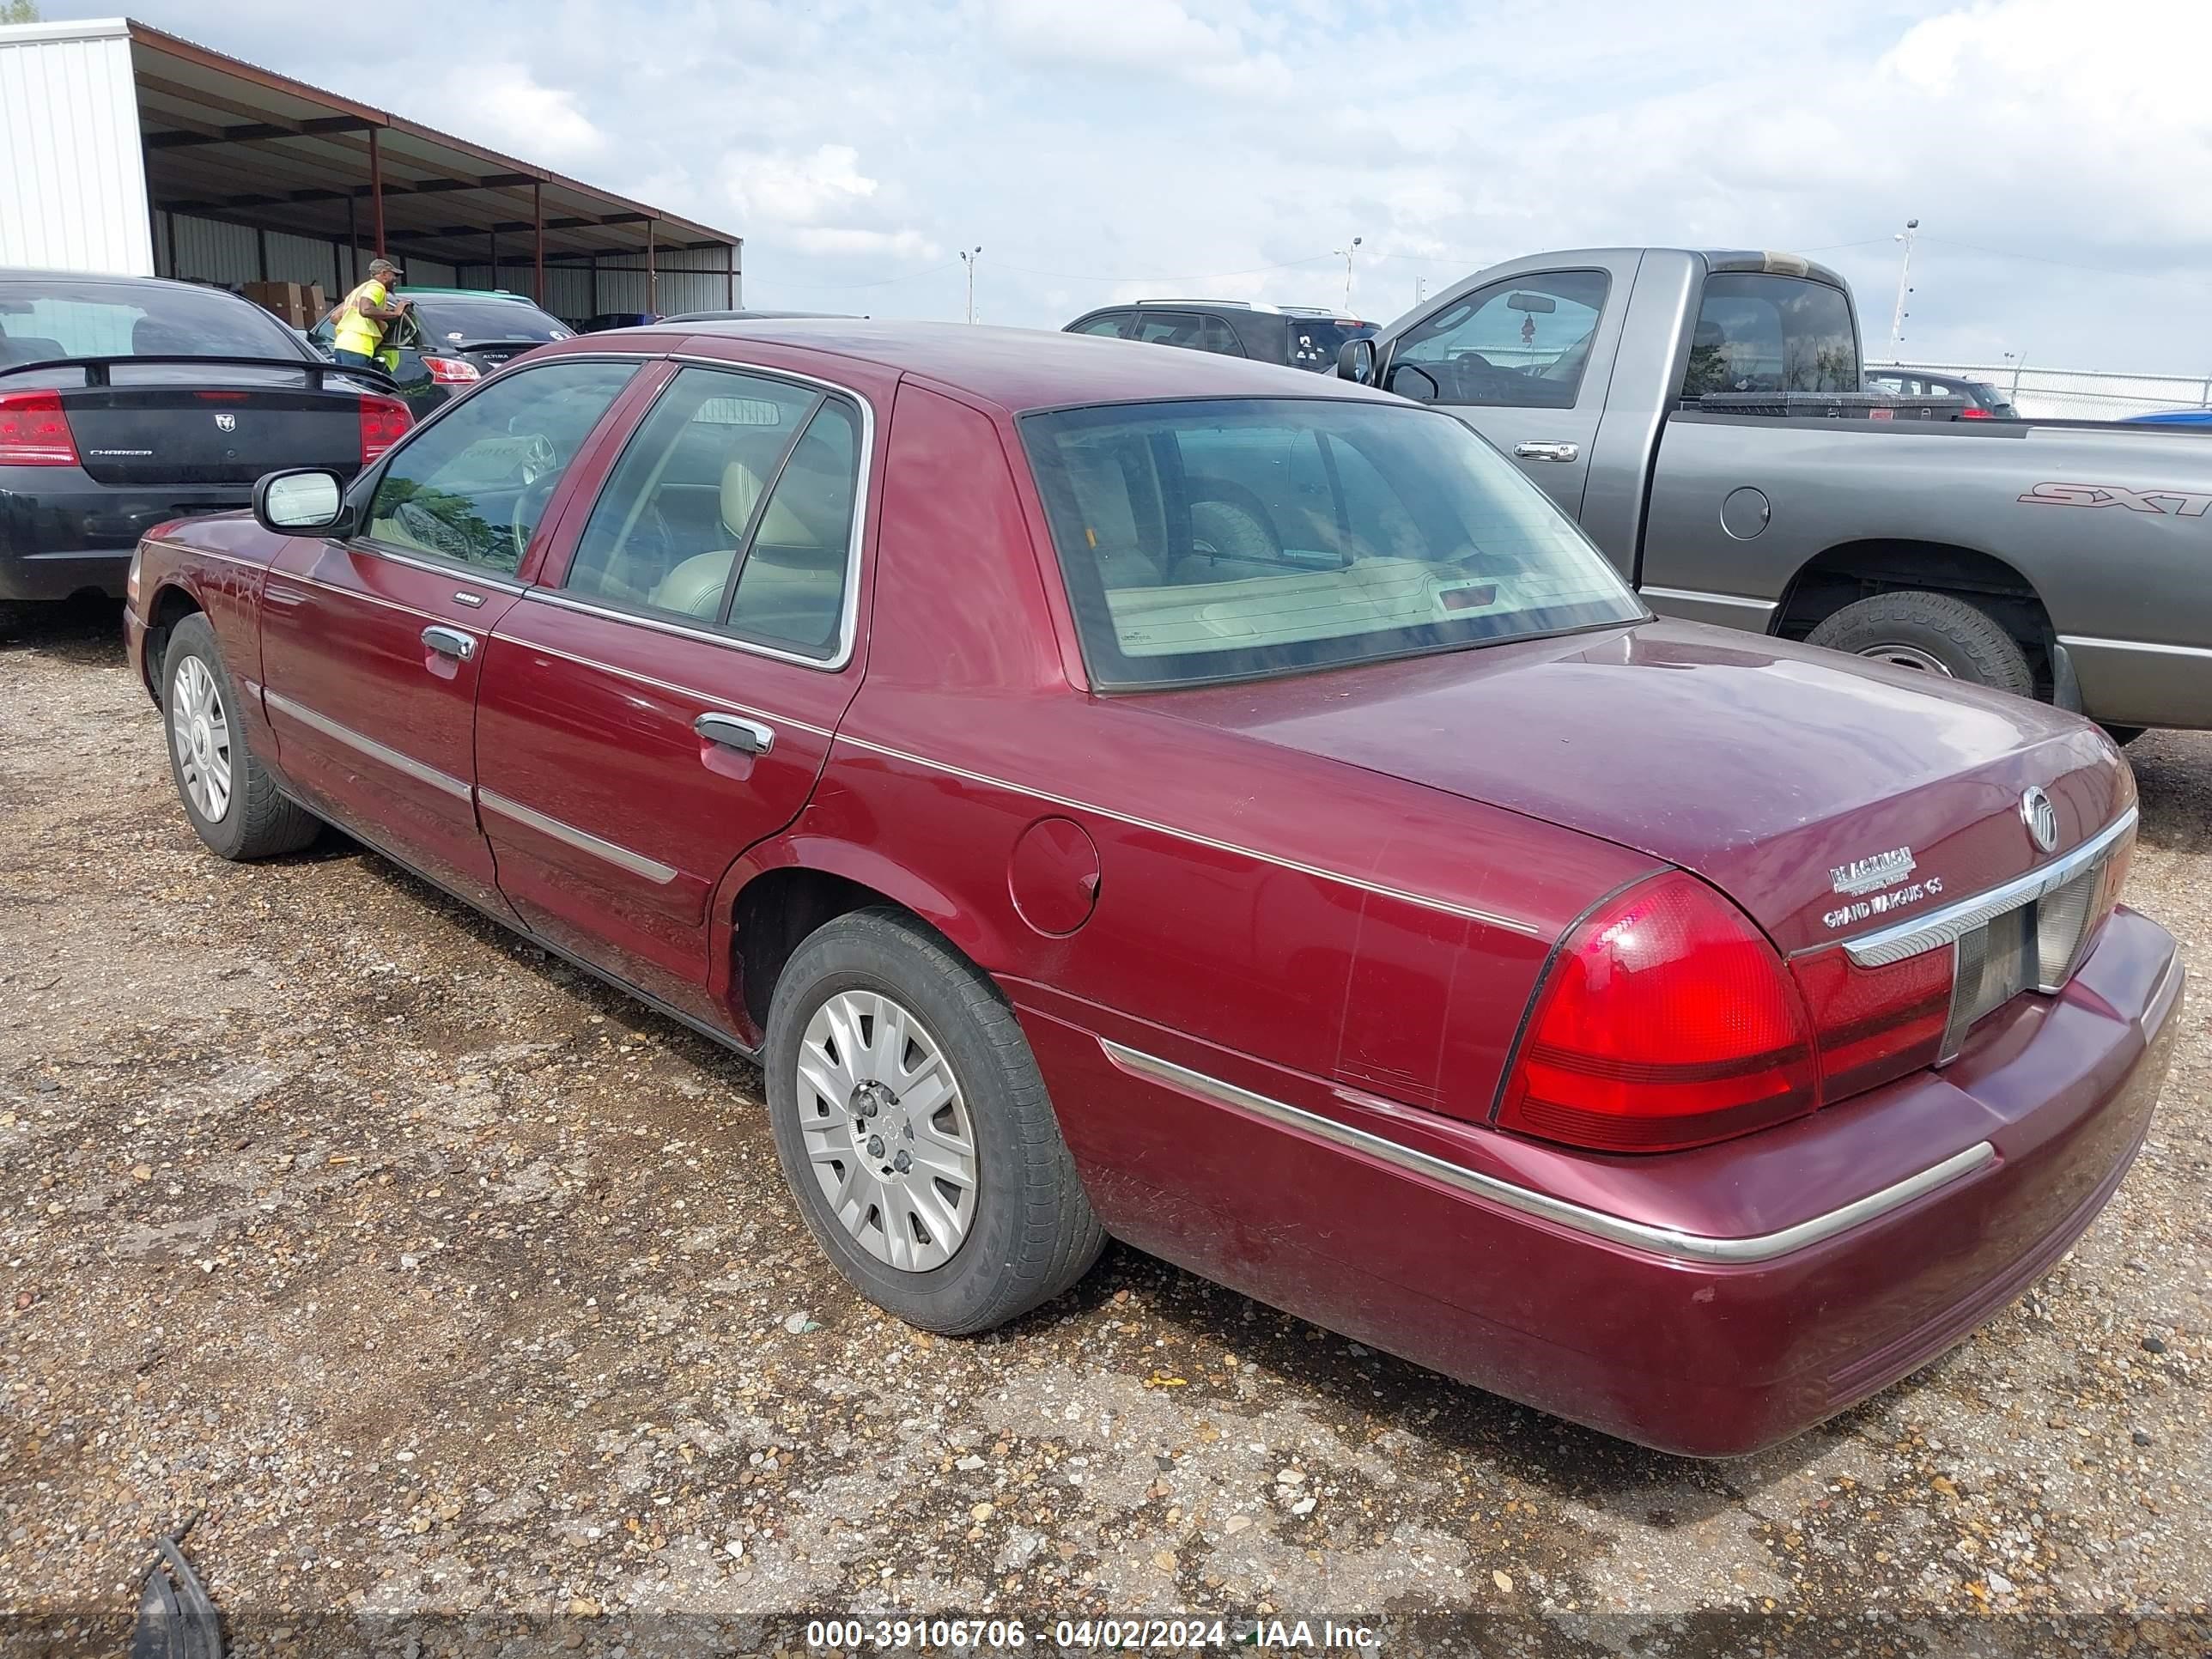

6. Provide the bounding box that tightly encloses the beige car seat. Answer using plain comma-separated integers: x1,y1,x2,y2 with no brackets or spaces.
649,457,821,617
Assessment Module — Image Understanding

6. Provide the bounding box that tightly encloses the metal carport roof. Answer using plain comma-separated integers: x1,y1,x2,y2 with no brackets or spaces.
124,19,738,303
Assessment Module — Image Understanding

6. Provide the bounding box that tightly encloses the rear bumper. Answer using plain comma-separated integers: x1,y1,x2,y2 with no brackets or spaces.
1024,905,2182,1457
1,476,251,600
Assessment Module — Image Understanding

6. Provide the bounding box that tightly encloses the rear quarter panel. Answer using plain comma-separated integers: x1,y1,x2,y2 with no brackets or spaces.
1639,415,2212,726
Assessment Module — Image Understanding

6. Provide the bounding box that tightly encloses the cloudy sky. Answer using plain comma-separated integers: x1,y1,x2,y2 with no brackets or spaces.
48,0,2212,371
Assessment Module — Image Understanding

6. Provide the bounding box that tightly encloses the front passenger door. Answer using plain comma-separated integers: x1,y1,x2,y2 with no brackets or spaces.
1379,266,1623,517
258,358,639,911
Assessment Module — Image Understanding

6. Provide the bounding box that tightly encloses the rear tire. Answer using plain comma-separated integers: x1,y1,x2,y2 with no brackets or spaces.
1804,591,2035,696
161,613,320,861
763,907,1104,1335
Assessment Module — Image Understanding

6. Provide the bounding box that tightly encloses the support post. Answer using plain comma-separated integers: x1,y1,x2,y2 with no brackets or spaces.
533,180,544,304
589,252,599,317
368,125,386,256
489,226,498,290
646,219,658,317
346,191,358,284
724,241,734,307
256,225,268,282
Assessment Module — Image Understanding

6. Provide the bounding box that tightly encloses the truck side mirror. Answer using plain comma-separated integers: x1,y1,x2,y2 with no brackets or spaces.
1336,337,1377,384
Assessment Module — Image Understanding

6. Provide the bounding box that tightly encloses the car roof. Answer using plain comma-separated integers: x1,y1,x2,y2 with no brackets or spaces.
0,267,259,299
399,286,537,301
656,319,1406,413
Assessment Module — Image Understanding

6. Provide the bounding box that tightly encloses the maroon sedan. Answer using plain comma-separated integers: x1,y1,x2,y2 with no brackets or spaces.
123,321,2182,1456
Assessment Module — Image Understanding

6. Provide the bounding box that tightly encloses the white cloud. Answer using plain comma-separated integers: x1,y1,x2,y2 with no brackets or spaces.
990,0,1292,97
790,226,942,261
724,144,881,227
458,64,606,164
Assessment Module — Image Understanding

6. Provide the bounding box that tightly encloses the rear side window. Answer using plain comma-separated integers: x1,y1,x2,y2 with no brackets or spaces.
1069,313,1133,338
564,364,861,659
1385,271,1609,409
1128,311,1243,357
1681,274,1857,401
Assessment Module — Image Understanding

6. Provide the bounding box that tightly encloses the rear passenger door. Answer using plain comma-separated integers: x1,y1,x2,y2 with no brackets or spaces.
1378,262,1630,517
474,362,873,1028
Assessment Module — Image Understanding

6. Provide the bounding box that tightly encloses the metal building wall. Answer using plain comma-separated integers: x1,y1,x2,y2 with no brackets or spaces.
160,212,455,293
447,248,737,323
0,19,155,275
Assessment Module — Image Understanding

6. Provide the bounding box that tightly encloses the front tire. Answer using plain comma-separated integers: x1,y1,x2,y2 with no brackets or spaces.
763,908,1104,1334
1804,591,2035,696
161,613,319,861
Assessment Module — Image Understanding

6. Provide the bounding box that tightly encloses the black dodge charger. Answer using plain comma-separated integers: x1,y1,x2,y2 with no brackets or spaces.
0,270,410,604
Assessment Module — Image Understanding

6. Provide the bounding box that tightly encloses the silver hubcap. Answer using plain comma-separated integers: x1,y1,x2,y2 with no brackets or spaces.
1858,643,1954,676
169,655,233,822
797,989,977,1272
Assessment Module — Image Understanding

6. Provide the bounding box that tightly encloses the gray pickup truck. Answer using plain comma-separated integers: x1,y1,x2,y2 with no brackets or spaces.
1342,247,2212,734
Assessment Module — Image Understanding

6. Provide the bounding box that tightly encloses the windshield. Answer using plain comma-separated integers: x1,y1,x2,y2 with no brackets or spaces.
409,295,570,345
0,277,306,366
1022,398,1645,690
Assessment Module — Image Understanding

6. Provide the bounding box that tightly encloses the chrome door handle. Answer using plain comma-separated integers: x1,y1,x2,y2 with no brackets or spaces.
695,712,775,756
1513,441,1580,463
421,624,477,661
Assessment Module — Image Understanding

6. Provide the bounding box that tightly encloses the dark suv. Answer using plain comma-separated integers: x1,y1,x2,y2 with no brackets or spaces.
309,288,572,415
1065,301,1375,373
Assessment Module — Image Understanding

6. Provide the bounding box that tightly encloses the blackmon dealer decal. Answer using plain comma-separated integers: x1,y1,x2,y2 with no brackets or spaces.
1826,845,1942,931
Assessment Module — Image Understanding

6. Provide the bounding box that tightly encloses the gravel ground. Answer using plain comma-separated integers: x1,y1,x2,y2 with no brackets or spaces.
1,596,2206,1658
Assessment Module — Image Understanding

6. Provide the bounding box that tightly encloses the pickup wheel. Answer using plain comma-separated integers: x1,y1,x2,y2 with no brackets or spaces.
161,613,320,860
1804,592,2035,696
763,907,1106,1335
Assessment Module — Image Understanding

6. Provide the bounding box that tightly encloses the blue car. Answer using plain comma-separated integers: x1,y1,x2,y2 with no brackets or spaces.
2124,408,2212,427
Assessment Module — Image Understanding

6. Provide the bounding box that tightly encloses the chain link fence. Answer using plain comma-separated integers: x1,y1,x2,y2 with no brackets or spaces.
1869,360,2212,422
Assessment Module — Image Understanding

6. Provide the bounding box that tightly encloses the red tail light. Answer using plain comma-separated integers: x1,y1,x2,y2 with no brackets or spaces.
1960,406,1993,419
358,394,411,465
422,356,482,385
1789,945,1951,1101
1497,872,1818,1152
0,389,80,466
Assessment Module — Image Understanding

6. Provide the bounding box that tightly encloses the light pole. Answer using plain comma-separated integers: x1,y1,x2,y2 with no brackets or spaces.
1888,217,1918,356
1334,235,1362,313
959,246,982,324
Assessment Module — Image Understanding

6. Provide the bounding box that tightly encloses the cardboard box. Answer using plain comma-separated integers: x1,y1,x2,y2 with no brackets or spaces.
242,281,322,329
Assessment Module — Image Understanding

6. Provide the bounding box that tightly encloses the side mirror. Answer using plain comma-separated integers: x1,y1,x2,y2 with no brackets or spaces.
1336,337,1378,384
253,469,354,537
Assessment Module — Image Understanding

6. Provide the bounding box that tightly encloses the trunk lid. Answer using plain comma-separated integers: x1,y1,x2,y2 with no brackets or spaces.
1146,618,2130,954
54,362,374,488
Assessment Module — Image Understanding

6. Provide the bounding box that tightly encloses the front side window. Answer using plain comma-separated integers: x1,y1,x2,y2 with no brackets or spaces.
1022,398,1644,689
1070,313,1133,338
564,364,860,658
1681,273,1858,401
364,358,636,572
1386,271,1610,410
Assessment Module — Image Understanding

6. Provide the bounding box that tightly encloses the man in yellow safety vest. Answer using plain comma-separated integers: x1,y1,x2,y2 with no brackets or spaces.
327,257,410,371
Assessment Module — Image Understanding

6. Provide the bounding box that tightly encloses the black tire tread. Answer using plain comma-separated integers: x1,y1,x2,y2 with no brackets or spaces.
1805,590,2035,696
766,907,1104,1335
164,613,321,860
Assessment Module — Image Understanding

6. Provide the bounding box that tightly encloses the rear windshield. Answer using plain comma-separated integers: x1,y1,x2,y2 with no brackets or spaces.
0,277,305,366
410,295,571,345
1681,273,1857,401
1287,317,1375,371
1022,398,1644,690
